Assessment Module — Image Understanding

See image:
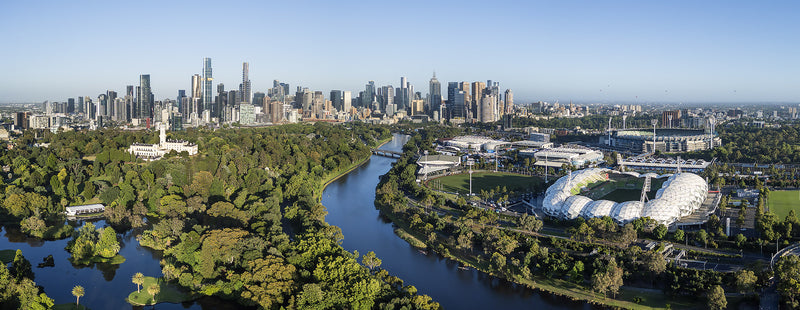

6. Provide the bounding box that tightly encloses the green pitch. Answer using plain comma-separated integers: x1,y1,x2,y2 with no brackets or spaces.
768,190,800,219
428,172,543,195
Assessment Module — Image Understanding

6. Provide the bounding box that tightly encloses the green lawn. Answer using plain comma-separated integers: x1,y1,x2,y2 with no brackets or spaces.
429,172,543,195
126,276,194,306
600,189,657,203
769,190,800,219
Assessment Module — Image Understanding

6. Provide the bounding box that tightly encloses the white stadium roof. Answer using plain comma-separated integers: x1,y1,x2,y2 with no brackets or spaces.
542,168,708,225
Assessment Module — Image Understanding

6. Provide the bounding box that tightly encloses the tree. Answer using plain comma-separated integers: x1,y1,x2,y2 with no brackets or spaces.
361,251,382,271
568,261,584,284
10,249,33,281
20,216,46,238
696,229,709,248
132,272,144,293
72,285,85,307
592,258,623,298
95,227,120,258
707,285,727,310
734,270,757,294
674,229,685,242
147,283,160,305
642,250,667,274
518,214,543,232
775,255,800,308
653,224,668,240
571,222,594,243
735,234,747,248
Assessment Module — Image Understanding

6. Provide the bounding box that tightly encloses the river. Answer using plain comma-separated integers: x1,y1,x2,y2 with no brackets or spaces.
323,134,591,309
0,133,590,309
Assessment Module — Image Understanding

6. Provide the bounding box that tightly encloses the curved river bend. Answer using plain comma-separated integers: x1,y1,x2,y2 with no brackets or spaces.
323,134,591,309
0,134,590,309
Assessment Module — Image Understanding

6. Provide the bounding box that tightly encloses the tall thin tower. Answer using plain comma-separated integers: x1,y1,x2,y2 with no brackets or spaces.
240,62,251,104
429,72,441,119
203,58,213,114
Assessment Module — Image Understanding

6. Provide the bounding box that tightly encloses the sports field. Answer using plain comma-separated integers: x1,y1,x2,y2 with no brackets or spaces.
428,172,543,195
598,189,658,203
768,190,800,219
583,176,664,203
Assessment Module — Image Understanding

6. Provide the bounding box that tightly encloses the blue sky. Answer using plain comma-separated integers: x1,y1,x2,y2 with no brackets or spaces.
1,0,798,103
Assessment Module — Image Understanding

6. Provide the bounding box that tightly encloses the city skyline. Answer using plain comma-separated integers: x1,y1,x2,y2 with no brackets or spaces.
1,1,798,103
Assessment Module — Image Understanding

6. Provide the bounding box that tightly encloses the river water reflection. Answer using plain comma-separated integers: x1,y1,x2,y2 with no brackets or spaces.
323,134,592,309
0,222,239,309
1,134,591,309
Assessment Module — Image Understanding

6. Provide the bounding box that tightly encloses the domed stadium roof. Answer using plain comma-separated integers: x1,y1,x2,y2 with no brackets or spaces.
541,168,708,225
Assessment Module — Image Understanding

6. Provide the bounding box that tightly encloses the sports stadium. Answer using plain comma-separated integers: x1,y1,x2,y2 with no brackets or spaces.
605,129,721,153
542,168,708,225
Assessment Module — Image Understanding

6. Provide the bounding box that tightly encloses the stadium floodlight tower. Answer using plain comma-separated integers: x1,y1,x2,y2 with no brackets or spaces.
651,119,658,153
707,116,716,149
622,114,627,130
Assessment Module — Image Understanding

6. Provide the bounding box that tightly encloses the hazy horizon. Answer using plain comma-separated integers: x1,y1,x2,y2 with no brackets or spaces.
2,1,798,104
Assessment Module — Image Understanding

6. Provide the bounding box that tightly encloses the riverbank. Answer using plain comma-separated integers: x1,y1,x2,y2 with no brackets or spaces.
316,136,393,202
374,198,690,310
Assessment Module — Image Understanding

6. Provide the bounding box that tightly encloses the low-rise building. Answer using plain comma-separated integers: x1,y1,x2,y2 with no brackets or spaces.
65,204,105,216
534,145,603,168
128,124,198,160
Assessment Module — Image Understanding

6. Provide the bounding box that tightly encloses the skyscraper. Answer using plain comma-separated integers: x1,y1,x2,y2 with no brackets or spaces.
77,97,84,114
363,81,376,108
240,62,252,105
137,74,152,120
470,82,486,120
330,90,343,111
203,58,213,115
192,74,202,100
106,90,117,118
381,85,394,112
429,73,441,119
177,90,186,114
342,91,352,113
504,89,514,114
253,92,265,107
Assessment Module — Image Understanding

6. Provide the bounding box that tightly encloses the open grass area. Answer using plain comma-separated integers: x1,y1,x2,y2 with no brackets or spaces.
127,276,194,306
768,190,800,219
429,172,543,195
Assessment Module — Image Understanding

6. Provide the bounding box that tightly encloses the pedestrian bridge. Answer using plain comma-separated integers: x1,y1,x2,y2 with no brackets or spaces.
372,149,403,158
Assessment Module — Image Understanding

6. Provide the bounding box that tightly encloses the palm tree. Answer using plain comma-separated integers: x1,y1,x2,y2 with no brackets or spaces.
72,285,85,308
147,283,160,305
132,272,144,293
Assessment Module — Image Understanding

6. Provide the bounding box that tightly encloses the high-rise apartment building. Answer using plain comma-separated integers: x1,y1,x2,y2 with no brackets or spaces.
192,74,202,100
240,62,251,105
137,74,152,120
203,58,213,115
504,89,514,114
